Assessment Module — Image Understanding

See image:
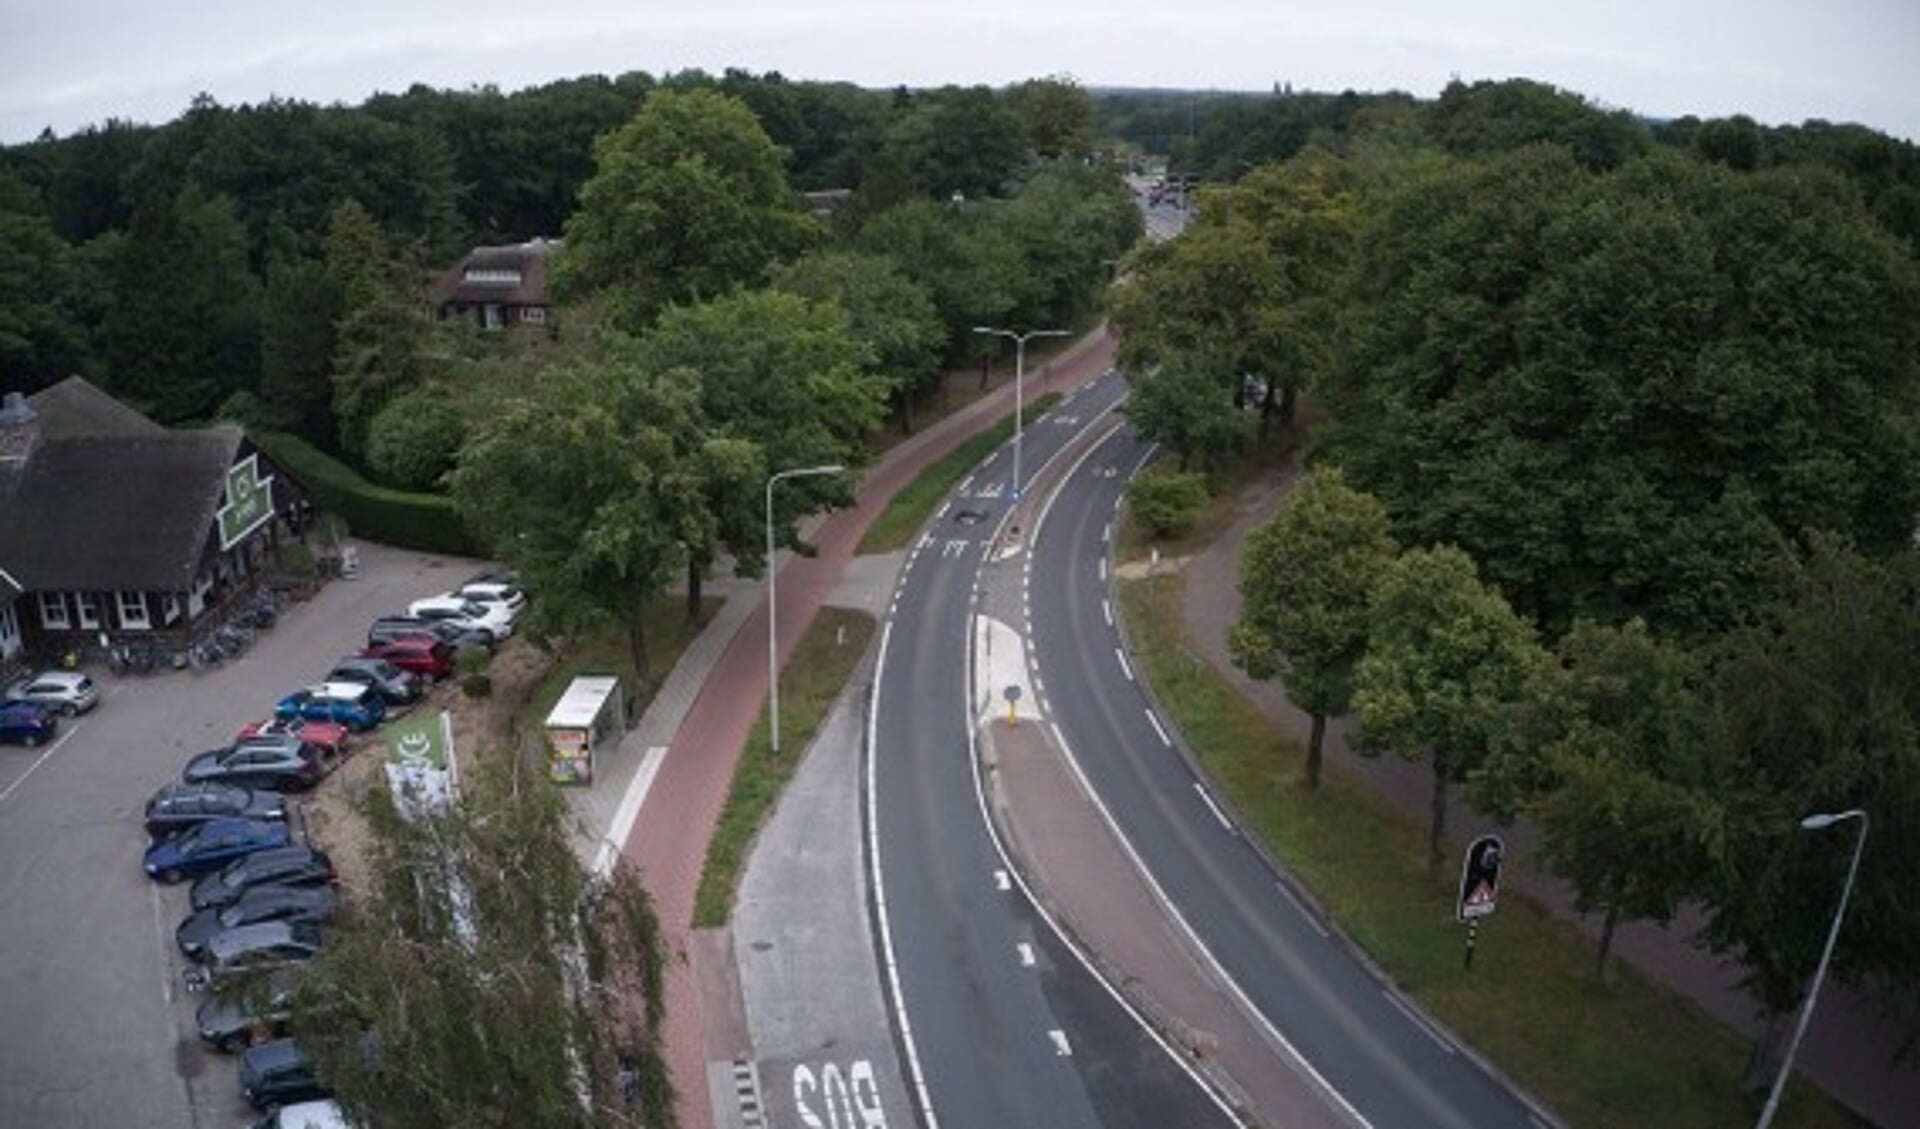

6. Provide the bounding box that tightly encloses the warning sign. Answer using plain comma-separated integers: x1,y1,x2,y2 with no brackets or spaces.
1457,835,1504,922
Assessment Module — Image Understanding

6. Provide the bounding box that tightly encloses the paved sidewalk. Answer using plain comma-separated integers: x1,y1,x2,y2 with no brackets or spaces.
604,329,1121,1129
1176,463,1918,1129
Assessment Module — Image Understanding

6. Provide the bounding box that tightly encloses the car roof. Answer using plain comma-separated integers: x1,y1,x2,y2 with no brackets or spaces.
233,884,330,912
229,845,329,874
241,1036,309,1069
207,919,302,955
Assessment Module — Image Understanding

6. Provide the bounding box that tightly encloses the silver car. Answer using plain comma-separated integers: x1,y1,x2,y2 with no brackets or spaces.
4,670,99,716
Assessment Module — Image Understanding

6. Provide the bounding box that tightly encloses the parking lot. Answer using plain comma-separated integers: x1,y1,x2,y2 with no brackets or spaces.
0,540,481,1129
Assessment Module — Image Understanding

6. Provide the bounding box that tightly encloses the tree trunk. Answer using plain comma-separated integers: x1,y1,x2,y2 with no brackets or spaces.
901,388,917,435
1742,1009,1793,1092
685,559,704,624
1427,750,1450,874
1596,903,1620,982
979,356,991,391
1278,383,1298,427
625,612,652,700
1306,711,1327,788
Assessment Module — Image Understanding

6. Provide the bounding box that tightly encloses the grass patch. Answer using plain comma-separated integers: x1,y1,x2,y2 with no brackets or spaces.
1118,573,1857,1129
514,596,722,741
693,608,876,927
858,393,1063,554
1114,412,1304,564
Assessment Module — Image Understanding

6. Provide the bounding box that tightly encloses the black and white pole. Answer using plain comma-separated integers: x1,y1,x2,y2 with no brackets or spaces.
1457,834,1504,973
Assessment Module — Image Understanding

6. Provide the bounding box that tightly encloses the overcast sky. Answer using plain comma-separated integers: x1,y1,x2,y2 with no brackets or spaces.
3,0,1916,144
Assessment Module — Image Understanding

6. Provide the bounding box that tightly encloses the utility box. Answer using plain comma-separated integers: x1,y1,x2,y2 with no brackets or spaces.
543,674,623,785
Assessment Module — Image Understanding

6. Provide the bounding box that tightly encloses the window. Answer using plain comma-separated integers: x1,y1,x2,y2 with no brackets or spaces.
39,592,69,630
0,604,19,658
189,573,214,618
161,593,181,625
522,306,547,326
462,267,522,286
118,590,150,630
74,592,101,630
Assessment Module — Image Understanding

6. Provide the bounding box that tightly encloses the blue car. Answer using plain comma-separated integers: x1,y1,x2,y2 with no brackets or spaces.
0,701,57,747
144,818,291,883
274,681,385,733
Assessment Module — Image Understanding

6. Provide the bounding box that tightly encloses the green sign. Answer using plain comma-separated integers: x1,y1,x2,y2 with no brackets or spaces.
217,454,275,550
386,709,449,770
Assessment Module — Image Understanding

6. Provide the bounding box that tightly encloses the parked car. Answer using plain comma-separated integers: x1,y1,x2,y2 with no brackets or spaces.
178,884,338,960
406,595,514,642
3,670,98,716
0,701,57,747
249,1099,351,1129
357,637,455,681
144,781,287,841
200,921,324,986
237,717,350,759
240,1038,330,1110
325,656,423,705
275,682,385,732
450,579,527,618
195,970,301,1052
144,818,290,883
183,737,325,793
368,616,490,653
192,846,337,912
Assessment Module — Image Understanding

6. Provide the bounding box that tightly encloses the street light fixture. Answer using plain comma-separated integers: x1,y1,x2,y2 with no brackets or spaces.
765,463,844,756
971,326,1070,502
1754,808,1869,1129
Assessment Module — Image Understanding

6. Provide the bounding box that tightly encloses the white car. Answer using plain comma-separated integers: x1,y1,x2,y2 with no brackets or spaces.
406,595,513,642
451,580,527,620
5,670,99,716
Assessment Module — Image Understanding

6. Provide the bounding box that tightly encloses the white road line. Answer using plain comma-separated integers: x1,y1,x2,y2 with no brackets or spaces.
1273,881,1331,938
936,500,951,519
1033,676,1045,697
1017,942,1035,967
1101,521,1111,544
1144,710,1171,747
1113,493,1125,513
594,745,668,876
1386,993,1457,1056
1194,783,1234,832
0,725,78,807
1102,598,1113,627
148,883,175,1006
994,869,1011,891
958,474,975,494
1048,1029,1073,1057
1115,648,1134,681
1098,558,1108,581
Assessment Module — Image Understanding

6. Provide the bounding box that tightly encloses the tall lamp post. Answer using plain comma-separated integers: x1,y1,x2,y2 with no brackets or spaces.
1755,808,1869,1129
972,326,1069,502
765,463,844,756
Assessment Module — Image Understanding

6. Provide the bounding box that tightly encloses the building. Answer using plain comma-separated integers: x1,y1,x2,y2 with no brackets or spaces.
0,378,307,678
428,238,560,331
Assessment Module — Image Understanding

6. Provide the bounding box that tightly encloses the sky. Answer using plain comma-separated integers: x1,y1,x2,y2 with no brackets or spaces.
2,0,1916,144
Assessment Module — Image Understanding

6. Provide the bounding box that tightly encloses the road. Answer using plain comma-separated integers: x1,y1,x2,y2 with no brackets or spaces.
0,542,472,1129
869,370,1233,1129
1024,421,1553,1129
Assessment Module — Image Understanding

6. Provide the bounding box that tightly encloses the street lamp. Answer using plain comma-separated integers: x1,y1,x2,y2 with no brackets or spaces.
971,326,1069,502
1754,808,1869,1129
765,464,843,756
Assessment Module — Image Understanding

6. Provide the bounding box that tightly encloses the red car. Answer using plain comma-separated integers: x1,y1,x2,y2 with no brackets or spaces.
237,717,349,760
360,638,455,681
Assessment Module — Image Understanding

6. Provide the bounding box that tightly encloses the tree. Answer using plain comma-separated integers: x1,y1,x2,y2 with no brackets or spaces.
1127,469,1209,540
451,357,705,689
1012,75,1094,159
0,168,92,391
1123,354,1244,473
257,220,338,442
366,391,465,490
555,88,817,327
1229,468,1396,787
771,249,944,432
1352,545,1550,871
325,199,431,460
992,163,1144,330
854,197,1021,363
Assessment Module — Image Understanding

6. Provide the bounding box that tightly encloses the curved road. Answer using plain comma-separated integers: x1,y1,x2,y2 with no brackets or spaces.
869,372,1232,1129
1025,420,1552,1129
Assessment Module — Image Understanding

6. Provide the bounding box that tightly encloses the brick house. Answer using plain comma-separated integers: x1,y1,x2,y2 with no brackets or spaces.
428,238,560,331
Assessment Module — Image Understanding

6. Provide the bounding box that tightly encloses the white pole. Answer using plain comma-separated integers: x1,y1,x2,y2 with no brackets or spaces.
1754,809,1869,1129
765,464,844,756
973,326,1070,505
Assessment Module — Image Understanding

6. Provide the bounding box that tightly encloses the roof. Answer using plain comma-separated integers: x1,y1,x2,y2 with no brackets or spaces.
28,376,167,440
428,238,560,308
546,674,621,729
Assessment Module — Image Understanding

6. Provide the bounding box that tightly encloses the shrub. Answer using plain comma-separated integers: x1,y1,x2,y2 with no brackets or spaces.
1128,468,1209,539
254,431,477,556
366,392,465,491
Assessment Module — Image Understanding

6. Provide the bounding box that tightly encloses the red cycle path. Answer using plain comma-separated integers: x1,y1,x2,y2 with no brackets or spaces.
621,331,1118,1129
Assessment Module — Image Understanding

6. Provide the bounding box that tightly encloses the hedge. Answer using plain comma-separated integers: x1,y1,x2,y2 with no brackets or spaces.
256,431,479,556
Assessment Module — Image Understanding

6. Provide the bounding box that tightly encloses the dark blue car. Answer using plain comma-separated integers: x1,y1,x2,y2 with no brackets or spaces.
0,701,57,747
144,818,290,883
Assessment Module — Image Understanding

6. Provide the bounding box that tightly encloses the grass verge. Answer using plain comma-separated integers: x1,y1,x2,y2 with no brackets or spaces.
1117,573,1857,1129
692,608,877,927
513,596,722,741
858,393,1063,554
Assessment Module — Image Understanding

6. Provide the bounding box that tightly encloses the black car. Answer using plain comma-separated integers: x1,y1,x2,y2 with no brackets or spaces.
195,970,301,1052
240,1038,329,1110
145,781,287,841
183,737,325,793
192,846,336,912
325,656,423,706
200,921,324,986
368,616,490,652
179,884,339,960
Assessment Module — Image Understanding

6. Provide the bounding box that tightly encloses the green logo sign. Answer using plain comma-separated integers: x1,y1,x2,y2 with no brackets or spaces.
217,454,275,549
386,710,448,770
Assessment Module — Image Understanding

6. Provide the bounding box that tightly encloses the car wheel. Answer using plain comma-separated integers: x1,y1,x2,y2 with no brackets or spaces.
24,731,44,748
216,1032,246,1054
60,703,77,717
160,868,182,884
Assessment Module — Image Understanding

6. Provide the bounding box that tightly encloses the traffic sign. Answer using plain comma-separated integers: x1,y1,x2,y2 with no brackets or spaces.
1457,834,1504,923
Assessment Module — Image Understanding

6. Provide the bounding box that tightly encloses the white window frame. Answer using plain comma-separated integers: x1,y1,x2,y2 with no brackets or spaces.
118,590,151,631
39,592,69,630
74,591,102,630
161,593,181,625
523,306,547,326
189,573,214,618
0,604,20,659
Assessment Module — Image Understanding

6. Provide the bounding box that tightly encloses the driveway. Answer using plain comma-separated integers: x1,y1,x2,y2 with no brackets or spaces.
0,540,478,1129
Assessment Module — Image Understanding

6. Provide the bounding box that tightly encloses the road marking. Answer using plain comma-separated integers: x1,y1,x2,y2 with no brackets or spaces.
1102,598,1113,627
994,869,1011,891
1144,710,1171,748
935,500,950,519
1115,648,1134,682
1387,992,1457,1056
1101,521,1111,544
1112,493,1124,513
148,883,175,1006
0,724,79,807
1098,558,1108,581
958,474,975,494
1273,881,1330,938
1048,1029,1072,1056
595,745,668,876
1017,942,1035,967
1033,676,1044,697
1194,783,1234,832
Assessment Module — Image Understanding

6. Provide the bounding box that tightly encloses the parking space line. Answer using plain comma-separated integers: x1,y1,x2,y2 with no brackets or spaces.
0,724,79,807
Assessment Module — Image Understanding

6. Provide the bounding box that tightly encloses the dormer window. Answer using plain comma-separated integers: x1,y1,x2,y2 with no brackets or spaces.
463,268,522,286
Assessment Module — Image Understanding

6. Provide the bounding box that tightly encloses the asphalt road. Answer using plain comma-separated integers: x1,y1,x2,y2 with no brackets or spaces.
870,371,1231,1129
0,543,474,1129
1026,422,1552,1129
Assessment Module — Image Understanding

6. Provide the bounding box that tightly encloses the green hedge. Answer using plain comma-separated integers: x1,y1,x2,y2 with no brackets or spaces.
256,431,479,556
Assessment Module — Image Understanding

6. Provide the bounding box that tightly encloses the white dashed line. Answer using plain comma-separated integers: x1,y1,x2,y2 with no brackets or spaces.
1114,648,1134,681
1194,783,1234,832
936,500,951,519
1049,1029,1073,1056
994,869,1011,891
1101,521,1111,544
1017,942,1035,967
1386,993,1457,1055
1098,558,1108,581
1102,598,1113,627
1144,710,1171,746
